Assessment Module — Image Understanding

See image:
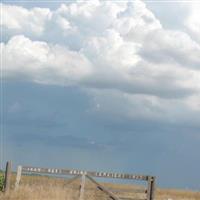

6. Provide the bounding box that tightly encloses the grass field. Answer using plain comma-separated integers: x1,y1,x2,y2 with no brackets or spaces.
0,173,199,200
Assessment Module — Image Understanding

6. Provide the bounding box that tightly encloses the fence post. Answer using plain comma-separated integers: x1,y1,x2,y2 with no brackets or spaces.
79,174,86,200
15,165,22,190
147,176,156,200
4,161,12,194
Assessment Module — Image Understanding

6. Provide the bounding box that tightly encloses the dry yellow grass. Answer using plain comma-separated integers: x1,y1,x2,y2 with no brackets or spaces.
0,174,199,200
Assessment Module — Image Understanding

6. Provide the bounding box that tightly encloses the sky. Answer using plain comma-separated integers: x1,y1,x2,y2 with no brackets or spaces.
0,0,200,190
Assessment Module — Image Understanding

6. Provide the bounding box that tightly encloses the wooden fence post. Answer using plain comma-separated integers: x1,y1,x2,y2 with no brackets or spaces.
79,174,86,200
4,161,12,194
15,165,22,190
147,176,156,200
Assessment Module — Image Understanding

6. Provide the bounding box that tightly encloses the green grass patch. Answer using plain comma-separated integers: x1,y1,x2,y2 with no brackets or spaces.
0,172,4,191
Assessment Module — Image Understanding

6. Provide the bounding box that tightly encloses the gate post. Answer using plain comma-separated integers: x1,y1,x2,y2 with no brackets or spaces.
147,176,156,200
15,165,22,190
4,161,12,194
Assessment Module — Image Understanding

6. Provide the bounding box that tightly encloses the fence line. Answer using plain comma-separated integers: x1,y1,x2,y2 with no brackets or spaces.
13,164,156,200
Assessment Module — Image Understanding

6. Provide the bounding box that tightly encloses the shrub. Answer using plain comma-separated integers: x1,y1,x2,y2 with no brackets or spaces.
0,173,4,191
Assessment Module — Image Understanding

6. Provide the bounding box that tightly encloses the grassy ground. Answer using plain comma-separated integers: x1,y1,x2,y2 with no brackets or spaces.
0,174,199,200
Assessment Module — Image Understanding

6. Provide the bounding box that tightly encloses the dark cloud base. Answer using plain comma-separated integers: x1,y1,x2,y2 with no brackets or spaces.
2,81,200,190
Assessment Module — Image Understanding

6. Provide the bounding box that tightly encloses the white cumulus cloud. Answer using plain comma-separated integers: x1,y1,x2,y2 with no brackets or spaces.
184,2,200,43
1,3,52,35
2,35,92,85
1,0,200,125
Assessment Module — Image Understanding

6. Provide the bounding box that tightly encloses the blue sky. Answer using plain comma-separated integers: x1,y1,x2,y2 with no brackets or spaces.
1,0,200,190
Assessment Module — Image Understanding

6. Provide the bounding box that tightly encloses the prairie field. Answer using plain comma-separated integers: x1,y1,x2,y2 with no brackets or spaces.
0,174,199,200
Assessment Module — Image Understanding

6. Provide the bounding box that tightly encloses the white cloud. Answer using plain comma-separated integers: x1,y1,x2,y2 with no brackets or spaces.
184,2,200,43
1,3,52,35
2,35,92,85
1,0,200,125
140,29,200,70
114,0,162,42
89,89,200,126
